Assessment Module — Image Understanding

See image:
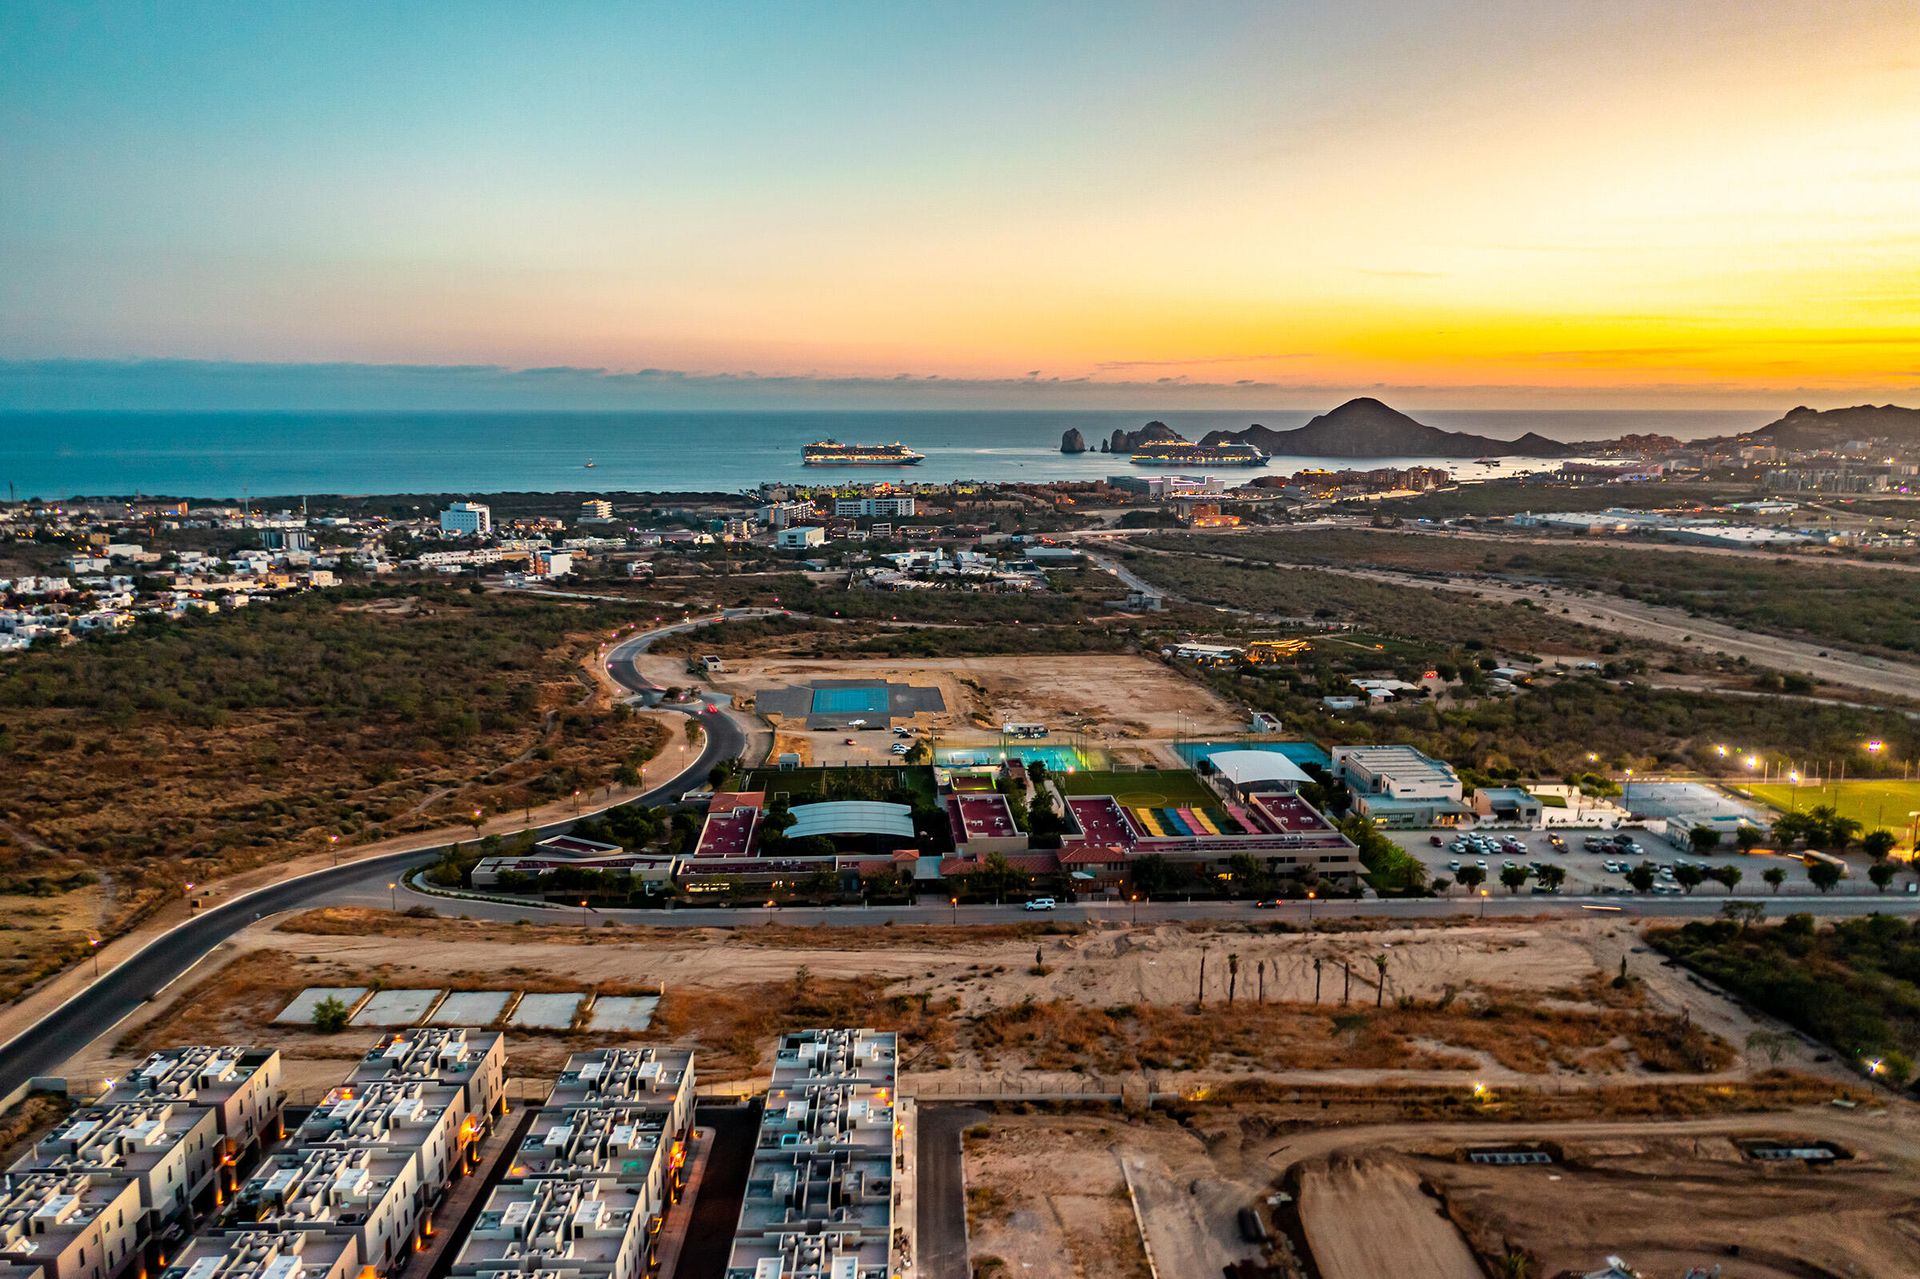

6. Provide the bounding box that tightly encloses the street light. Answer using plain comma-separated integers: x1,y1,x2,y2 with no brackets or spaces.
388,882,397,912
1129,894,1139,925
88,937,101,979
1305,890,1316,923
1478,888,1489,919
328,833,339,865
950,896,958,925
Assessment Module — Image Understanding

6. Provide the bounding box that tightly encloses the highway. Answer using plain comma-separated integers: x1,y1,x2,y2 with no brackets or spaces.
0,612,752,1099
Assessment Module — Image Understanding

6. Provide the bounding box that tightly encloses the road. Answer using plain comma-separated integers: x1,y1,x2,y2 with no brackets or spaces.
1097,531,1920,701
323,870,1920,925
0,612,754,1100
917,1105,986,1279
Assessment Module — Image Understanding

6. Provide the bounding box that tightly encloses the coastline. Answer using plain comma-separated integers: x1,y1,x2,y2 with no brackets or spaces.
0,407,1753,499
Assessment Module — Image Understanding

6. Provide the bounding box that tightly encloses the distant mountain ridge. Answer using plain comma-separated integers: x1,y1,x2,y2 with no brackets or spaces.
1197,397,1575,459
1737,404,1920,450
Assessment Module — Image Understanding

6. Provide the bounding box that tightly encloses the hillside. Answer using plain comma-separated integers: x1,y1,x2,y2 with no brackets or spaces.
1738,404,1920,450
1199,398,1575,458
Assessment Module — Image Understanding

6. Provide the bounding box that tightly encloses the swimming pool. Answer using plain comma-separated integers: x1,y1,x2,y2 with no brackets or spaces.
1173,740,1331,769
936,744,1106,772
810,685,891,715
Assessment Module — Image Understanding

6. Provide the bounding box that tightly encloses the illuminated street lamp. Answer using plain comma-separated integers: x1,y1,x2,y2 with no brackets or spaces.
388,881,398,912
1129,894,1139,925
1866,740,1885,755
950,896,958,924
88,937,101,979
1305,890,1316,923
1478,888,1489,919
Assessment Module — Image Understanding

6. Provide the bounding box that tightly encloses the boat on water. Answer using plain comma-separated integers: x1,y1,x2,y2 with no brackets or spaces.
802,439,926,466
1128,440,1269,467
584,459,597,468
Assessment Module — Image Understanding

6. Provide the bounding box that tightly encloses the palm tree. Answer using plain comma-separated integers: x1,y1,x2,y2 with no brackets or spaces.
1372,953,1389,1007
1312,955,1324,1003
1227,952,1241,1004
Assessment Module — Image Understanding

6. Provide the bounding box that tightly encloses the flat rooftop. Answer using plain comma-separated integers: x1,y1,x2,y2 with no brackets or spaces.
947,794,1018,845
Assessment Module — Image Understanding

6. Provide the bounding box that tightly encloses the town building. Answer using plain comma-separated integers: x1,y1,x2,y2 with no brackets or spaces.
723,1029,900,1279
775,527,827,550
439,503,492,537
122,1046,285,1162
453,1048,696,1279
1332,745,1470,827
161,1229,361,1279
833,496,916,518
0,1172,146,1279
580,499,614,521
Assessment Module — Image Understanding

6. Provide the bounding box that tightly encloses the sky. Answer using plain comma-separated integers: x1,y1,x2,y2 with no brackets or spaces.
1,1,1917,410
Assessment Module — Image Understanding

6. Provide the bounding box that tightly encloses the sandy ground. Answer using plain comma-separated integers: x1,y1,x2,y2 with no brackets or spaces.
708,653,1244,742
1277,1114,1920,1279
55,911,1816,1101
963,1117,1161,1279
1297,1154,1480,1279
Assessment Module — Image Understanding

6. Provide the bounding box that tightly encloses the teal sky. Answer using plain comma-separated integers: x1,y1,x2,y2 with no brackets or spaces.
3,2,1917,408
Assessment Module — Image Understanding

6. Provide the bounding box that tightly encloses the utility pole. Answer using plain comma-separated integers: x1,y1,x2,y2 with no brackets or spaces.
1342,961,1351,1006
1196,950,1207,1008
1313,956,1323,1004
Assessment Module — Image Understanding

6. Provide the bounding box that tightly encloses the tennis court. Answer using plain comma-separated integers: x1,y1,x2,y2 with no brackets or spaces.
810,685,892,715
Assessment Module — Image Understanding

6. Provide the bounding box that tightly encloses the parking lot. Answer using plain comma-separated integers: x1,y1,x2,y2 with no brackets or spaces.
1388,826,1868,898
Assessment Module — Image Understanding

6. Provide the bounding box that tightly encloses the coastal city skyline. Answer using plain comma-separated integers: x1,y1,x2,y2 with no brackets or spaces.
4,1,1918,409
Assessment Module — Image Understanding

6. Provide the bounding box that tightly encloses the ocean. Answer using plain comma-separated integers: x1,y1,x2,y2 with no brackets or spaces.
0,408,1762,500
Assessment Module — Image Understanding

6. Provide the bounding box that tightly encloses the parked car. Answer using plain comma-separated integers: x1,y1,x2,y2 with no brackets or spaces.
1429,834,1445,847
1252,899,1280,909
1024,897,1057,912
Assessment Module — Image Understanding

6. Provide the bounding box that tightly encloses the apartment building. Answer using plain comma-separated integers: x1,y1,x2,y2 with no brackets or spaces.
438,503,492,537
724,1030,899,1279
346,1029,507,1123
232,1143,421,1275
0,1173,146,1279
225,1030,509,1276
18,1102,220,1237
123,1047,285,1161
453,1048,696,1279
161,1229,360,1279
832,496,915,519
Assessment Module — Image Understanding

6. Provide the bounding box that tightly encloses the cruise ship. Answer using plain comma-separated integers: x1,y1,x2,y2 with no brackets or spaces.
802,439,926,466
1129,439,1269,467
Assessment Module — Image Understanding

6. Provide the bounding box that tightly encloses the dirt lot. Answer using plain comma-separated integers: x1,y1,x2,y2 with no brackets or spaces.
62,911,1795,1100
1284,1116,1920,1279
1297,1154,1480,1279
964,1116,1159,1279
708,653,1242,742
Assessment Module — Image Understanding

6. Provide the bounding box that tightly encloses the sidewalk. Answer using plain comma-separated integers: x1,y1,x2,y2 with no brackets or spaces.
649,1126,712,1277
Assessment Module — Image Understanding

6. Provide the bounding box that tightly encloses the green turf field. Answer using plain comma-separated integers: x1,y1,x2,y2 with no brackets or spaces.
1745,780,1920,837
1055,768,1216,806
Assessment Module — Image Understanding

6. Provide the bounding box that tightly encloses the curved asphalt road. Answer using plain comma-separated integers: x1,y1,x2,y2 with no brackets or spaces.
0,612,754,1097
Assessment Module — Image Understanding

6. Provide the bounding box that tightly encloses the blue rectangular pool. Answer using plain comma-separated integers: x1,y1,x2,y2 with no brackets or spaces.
1174,740,1331,769
810,686,891,715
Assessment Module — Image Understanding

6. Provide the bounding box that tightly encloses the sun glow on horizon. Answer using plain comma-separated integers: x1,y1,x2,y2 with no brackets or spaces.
1,1,1917,407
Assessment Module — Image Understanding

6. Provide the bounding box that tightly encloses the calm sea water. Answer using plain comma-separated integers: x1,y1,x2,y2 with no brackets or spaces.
0,409,1761,499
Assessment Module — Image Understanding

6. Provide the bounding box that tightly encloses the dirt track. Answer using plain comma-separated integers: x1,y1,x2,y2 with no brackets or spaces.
1298,1155,1480,1279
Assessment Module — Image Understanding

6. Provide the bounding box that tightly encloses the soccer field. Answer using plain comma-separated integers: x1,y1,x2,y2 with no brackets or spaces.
1056,769,1216,806
1744,780,1920,836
